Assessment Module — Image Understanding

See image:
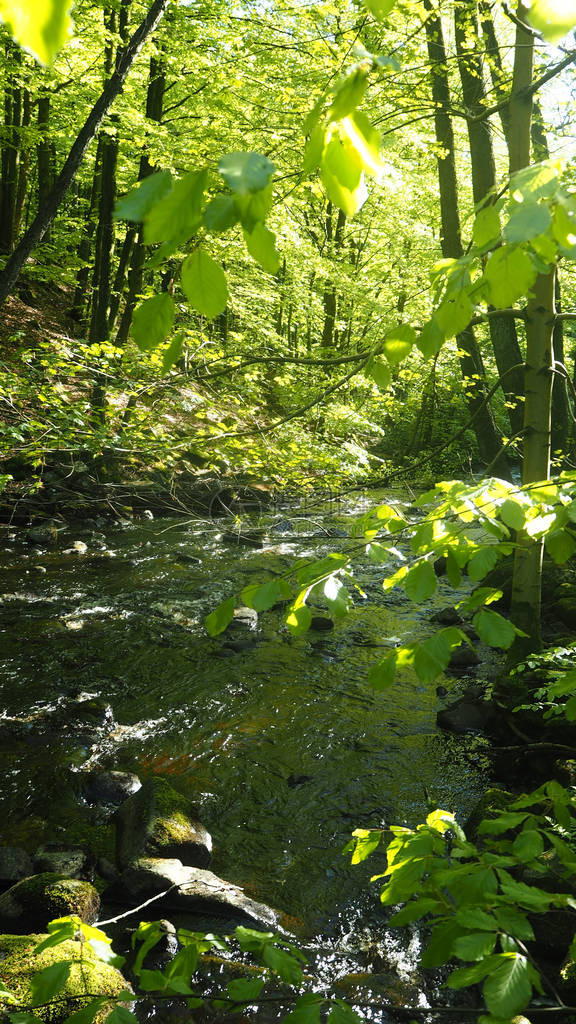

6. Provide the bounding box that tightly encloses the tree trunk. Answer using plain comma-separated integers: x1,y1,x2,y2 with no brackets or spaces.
424,0,508,474
455,0,524,441
509,5,555,653
0,41,22,253
0,0,171,309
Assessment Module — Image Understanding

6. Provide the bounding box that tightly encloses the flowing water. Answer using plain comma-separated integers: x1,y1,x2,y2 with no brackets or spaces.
0,489,491,1007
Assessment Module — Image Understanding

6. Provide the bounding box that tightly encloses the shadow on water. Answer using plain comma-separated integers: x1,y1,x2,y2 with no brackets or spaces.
0,490,490,1001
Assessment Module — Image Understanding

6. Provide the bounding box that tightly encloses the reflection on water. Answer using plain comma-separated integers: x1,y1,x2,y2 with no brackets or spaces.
0,492,489,946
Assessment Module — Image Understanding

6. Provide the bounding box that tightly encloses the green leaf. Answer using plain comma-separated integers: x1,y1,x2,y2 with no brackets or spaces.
362,0,396,19
234,927,274,954
162,332,184,373
33,921,77,953
104,1008,139,1024
473,206,501,248
130,293,175,353
115,172,173,223
205,597,235,636
321,135,366,218
340,111,383,178
368,651,398,689
383,325,415,365
243,223,280,274
241,578,291,612
263,945,303,985
286,601,312,635
8,1015,44,1024
435,291,473,339
499,499,526,530
329,68,368,121
203,196,239,233
226,978,265,1002
497,875,553,912
219,152,275,195
295,554,349,588
511,160,562,203
468,546,499,581
0,0,73,63
454,908,498,932
404,559,437,602
453,931,497,962
417,317,444,358
324,576,350,619
144,169,207,245
459,587,503,612
512,829,544,862
477,812,529,836
181,250,228,320
388,898,442,925
545,529,576,564
413,628,465,684
503,202,552,244
527,0,576,42
493,907,534,941
446,955,504,990
283,994,323,1024
30,962,72,1005
365,357,391,390
483,954,533,1019
138,970,169,992
483,246,538,308
473,609,516,650
327,1003,363,1024
303,124,326,174
350,828,381,864
421,921,463,968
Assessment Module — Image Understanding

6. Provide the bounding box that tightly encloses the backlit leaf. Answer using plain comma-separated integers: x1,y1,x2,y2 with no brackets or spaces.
205,597,235,637
473,608,516,649
144,169,207,245
473,207,501,249
0,0,72,63
115,172,173,223
483,954,533,1019
483,247,537,308
130,293,175,352
182,250,228,319
243,223,280,274
219,152,275,194
30,963,72,1005
503,202,552,244
527,0,576,42
383,325,415,365
404,560,437,602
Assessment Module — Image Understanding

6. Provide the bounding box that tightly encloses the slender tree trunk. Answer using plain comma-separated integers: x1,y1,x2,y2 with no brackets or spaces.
0,0,171,309
115,48,166,344
70,138,104,327
509,5,556,652
455,0,524,441
0,41,22,253
13,88,30,241
424,0,508,473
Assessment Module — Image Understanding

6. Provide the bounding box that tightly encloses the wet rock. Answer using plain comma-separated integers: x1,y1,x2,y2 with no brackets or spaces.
96,857,119,883
114,776,212,870
82,770,142,807
0,933,129,1023
223,638,258,654
464,787,514,839
271,519,293,533
112,857,277,929
25,522,61,546
0,873,100,932
310,617,334,632
66,696,115,729
447,645,480,672
431,606,462,626
34,845,88,879
437,692,498,734
228,606,258,631
221,531,265,548
0,847,33,885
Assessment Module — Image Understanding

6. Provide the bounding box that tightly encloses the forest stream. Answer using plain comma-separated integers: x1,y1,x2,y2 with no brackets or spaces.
0,489,492,1013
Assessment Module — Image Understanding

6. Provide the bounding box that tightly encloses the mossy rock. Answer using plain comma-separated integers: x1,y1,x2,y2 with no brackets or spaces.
0,933,129,1023
0,874,100,933
114,777,212,870
463,788,514,841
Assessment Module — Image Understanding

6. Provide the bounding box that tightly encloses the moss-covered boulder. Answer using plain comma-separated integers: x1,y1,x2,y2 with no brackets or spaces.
0,933,129,1023
0,874,100,933
114,777,212,870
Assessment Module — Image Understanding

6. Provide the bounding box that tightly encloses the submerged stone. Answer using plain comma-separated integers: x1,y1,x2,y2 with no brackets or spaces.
0,848,33,886
113,776,212,870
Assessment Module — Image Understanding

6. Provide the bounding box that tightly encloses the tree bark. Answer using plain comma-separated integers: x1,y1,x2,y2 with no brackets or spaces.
424,0,508,474
509,5,555,653
0,0,171,309
455,0,525,441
